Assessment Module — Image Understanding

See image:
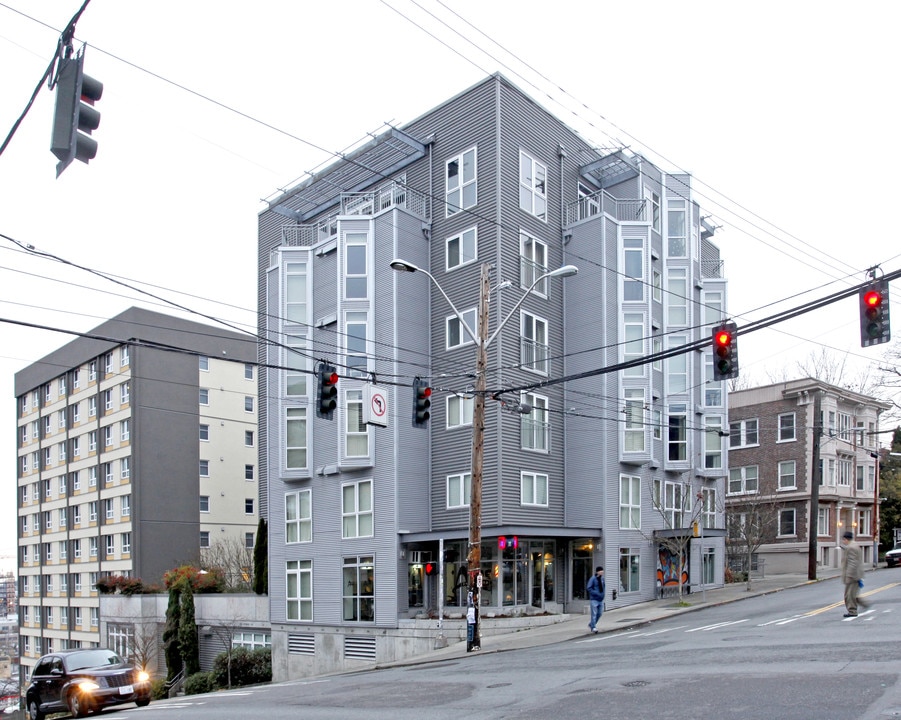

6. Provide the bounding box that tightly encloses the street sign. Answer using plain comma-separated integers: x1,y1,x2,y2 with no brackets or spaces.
364,385,388,427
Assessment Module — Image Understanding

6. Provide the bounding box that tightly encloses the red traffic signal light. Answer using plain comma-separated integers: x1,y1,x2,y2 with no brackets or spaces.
412,377,432,427
860,281,890,347
711,321,739,381
424,562,437,576
317,364,338,418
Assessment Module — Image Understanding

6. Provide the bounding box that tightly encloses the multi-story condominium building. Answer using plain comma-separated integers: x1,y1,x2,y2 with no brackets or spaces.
14,307,258,678
258,73,728,679
726,378,890,574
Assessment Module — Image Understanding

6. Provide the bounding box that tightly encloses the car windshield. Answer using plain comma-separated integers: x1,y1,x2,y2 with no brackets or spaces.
66,649,124,671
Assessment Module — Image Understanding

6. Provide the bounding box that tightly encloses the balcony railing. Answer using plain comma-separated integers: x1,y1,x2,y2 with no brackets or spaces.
565,190,646,226
521,338,550,376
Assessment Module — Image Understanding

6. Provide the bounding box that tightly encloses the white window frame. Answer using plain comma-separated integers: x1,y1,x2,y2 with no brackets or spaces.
667,198,687,258
729,419,759,448
520,471,548,507
345,390,369,458
342,479,373,539
446,226,477,270
666,267,688,326
344,232,368,300
344,310,370,378
286,489,312,544
445,146,477,217
705,416,723,470
521,311,549,375
286,560,313,621
622,313,645,378
286,407,308,470
446,308,477,350
447,472,472,508
777,413,796,442
521,392,549,452
778,508,796,538
623,241,644,302
520,231,549,294
518,149,547,221
285,261,308,325
619,474,641,529
447,394,474,428
623,388,646,453
728,465,759,495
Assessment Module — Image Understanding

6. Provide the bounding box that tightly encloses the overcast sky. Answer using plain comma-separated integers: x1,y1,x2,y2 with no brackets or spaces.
1,0,899,570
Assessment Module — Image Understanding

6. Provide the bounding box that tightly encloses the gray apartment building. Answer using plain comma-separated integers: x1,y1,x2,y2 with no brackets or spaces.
258,73,729,679
14,307,259,678
726,378,890,574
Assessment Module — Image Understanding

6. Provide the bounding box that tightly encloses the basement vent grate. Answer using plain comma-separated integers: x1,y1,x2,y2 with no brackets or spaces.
344,635,377,660
287,633,315,655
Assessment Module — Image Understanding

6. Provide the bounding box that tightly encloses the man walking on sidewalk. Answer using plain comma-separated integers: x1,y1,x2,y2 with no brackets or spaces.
841,531,870,617
587,566,605,633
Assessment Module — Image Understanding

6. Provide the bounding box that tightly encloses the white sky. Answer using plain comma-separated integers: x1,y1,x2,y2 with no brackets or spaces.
1,0,899,569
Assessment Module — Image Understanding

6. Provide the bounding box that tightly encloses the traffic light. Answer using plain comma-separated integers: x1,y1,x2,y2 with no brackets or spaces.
859,280,891,347
424,561,437,576
412,377,431,427
50,51,103,177
712,321,738,381
317,364,338,418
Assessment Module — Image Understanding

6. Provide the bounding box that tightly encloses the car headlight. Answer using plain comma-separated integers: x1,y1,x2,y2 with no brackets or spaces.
78,681,100,692
137,671,150,683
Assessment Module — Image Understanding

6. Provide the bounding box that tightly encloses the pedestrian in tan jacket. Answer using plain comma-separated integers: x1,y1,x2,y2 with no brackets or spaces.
840,531,870,617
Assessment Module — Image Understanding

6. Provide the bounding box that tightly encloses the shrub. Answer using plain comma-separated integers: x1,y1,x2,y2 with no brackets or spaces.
183,671,217,696
212,647,272,688
164,565,225,593
150,678,168,700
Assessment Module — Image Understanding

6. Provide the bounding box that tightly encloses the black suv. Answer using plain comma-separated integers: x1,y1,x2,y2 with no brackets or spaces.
25,648,151,719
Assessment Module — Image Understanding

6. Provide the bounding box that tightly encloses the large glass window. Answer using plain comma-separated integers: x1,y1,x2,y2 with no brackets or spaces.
624,388,645,452
519,150,547,221
667,199,687,257
285,335,309,396
728,466,759,495
779,461,796,490
779,509,796,537
447,227,477,270
286,490,312,543
447,473,471,508
666,268,688,326
619,547,640,593
664,482,684,527
285,262,308,325
446,308,477,349
447,394,473,428
446,147,477,216
344,233,368,299
729,419,759,447
521,471,548,507
666,335,688,394
623,313,645,377
521,392,549,452
520,231,548,292
286,407,307,470
286,560,312,621
343,556,374,622
521,313,549,375
704,417,723,469
342,480,372,539
667,404,687,461
345,311,369,378
623,240,644,302
345,390,368,458
619,475,641,529
778,413,796,442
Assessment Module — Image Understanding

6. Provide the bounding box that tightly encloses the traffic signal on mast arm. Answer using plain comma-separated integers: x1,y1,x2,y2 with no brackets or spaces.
50,51,103,177
424,561,437,576
712,321,739,381
317,364,338,418
412,377,431,427
859,280,891,347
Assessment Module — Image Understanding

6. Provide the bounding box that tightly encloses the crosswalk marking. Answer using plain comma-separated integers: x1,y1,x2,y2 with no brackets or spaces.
684,619,748,633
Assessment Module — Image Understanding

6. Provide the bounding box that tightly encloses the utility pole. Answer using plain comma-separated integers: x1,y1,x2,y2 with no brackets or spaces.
808,392,823,581
467,262,490,652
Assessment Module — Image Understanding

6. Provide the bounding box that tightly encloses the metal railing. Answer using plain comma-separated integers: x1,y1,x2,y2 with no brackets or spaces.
565,190,646,226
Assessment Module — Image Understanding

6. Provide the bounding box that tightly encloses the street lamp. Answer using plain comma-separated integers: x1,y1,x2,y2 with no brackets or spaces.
392,258,577,651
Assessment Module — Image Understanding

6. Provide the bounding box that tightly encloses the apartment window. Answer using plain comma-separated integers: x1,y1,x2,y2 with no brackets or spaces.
57,441,67,462
729,466,759,495
73,506,82,525
243,363,253,380
199,356,210,372
521,471,548,507
104,353,113,374
105,535,115,557
199,388,209,405
704,356,723,407
103,425,113,448
343,232,369,299
244,396,254,413
667,405,687,461
623,314,645,378
44,511,52,530
838,457,852,487
521,392,549,452
701,488,716,529
120,346,129,367
286,560,313,621
244,431,254,447
342,480,373,539
245,464,254,481
623,389,646,453
667,199,687,257
447,308,477,349
285,261,308,324
859,509,872,536
285,335,309,396
705,417,723,469
200,460,209,477
519,150,547,221
200,496,210,513
72,402,80,423
71,436,80,458
447,394,474,428
778,461,797,490
623,240,644,302
345,311,369,377
619,548,641,593
44,478,52,499
286,407,308,470
619,474,641,529
286,489,312,543
345,390,369,458
521,312,549,375
666,268,688,326
105,498,114,520
58,408,67,430
447,226,477,270
86,397,96,418
729,419,759,448
447,472,471,508
652,270,662,303
778,413,796,442
666,335,688,393
779,509,796,537
446,147,477,216
199,424,209,441
74,607,82,626
89,537,98,557
520,231,548,293
104,462,113,485
342,555,375,622
88,466,97,487
59,508,67,528
245,532,254,549
200,531,210,548
664,482,684,527
121,495,130,517
245,498,254,514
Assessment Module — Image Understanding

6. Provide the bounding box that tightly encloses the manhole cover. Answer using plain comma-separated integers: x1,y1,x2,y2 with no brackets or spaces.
623,680,651,688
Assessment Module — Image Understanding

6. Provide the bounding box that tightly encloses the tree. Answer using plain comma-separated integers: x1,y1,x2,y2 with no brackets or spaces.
253,517,268,595
162,586,182,682
879,427,901,552
179,583,200,676
202,536,254,592
725,488,783,590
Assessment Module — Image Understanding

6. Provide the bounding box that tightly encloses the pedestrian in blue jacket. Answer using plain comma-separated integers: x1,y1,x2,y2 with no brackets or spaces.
587,566,605,633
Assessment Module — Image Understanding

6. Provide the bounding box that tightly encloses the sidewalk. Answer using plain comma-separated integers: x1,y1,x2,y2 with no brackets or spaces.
379,567,844,669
